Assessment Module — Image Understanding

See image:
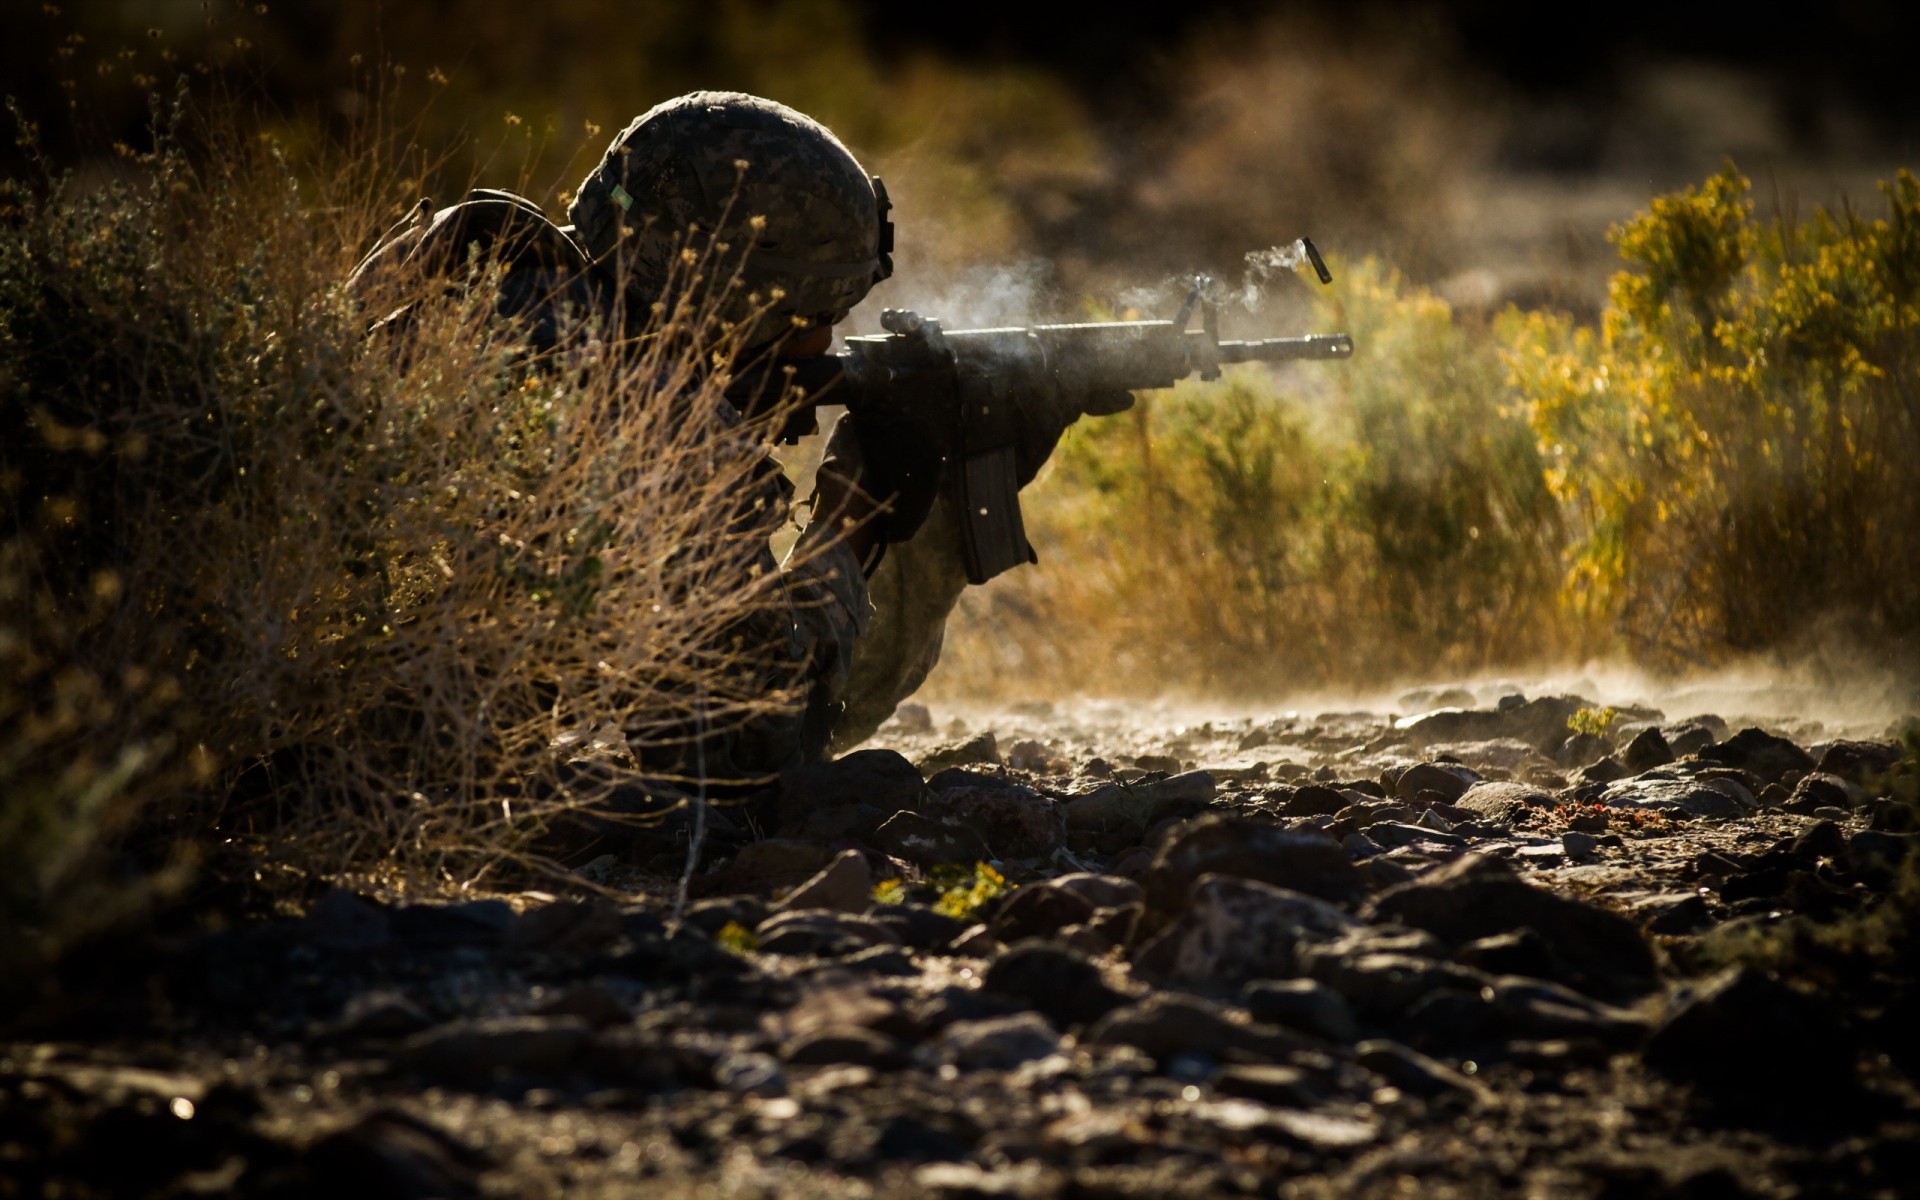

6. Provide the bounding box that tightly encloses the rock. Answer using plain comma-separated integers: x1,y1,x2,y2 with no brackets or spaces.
1394,696,1588,752
1005,740,1060,771
1790,772,1867,812
1305,951,1492,1017
1621,727,1675,773
871,811,994,867
305,889,391,952
987,880,1097,943
983,940,1132,1028
1664,721,1721,758
918,731,1000,772
679,895,768,939
1572,757,1629,785
1490,976,1650,1047
323,991,433,1040
1557,731,1613,769
1364,822,1466,850
782,1027,906,1070
1790,819,1848,860
1134,875,1360,986
1424,738,1543,771
1240,979,1359,1043
1281,784,1351,817
869,906,969,952
714,839,839,894
778,748,924,827
1209,1064,1322,1106
303,1110,486,1199
399,1017,598,1087
504,899,623,956
390,900,512,949
927,783,1064,858
1644,968,1855,1095
1142,815,1367,915
776,849,873,914
1455,781,1551,824
713,1051,787,1097
938,1012,1064,1069
1363,854,1656,998
1816,740,1903,787
1598,778,1741,819
754,910,903,957
530,983,633,1028
1700,727,1816,782
889,702,934,734
1456,929,1561,979
1052,873,1145,910
1356,1039,1485,1101
1560,831,1600,862
1848,829,1916,872
1086,994,1309,1066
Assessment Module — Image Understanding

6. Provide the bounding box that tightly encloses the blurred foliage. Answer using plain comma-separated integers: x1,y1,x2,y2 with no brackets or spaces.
0,84,800,976
942,258,1567,693
1508,166,1920,664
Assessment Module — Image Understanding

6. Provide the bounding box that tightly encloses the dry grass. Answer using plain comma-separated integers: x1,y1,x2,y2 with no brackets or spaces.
1,86,815,966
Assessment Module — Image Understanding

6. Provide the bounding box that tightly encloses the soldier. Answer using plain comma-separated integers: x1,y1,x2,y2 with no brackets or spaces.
352,91,1090,787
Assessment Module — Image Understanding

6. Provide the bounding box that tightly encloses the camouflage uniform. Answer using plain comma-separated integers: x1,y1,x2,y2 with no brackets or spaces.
349,93,975,781
565,92,967,777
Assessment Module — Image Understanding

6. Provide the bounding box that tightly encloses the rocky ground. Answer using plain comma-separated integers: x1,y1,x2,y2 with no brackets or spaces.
5,687,1918,1198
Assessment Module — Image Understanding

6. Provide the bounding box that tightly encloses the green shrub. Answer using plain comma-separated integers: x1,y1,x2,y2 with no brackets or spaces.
936,258,1565,694
1507,165,1920,664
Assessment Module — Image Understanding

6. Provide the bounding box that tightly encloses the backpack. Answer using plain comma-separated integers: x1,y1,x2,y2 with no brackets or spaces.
347,189,597,353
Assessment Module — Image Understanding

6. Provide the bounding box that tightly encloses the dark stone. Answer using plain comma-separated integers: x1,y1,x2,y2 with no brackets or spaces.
1086,994,1309,1067
1456,781,1552,824
1700,728,1816,782
917,731,1001,773
782,1027,907,1069
1141,815,1367,916
390,901,512,949
1356,1039,1482,1100
713,840,840,894
938,1012,1064,1069
754,910,903,957
926,783,1064,858
1210,1064,1322,1106
1363,854,1656,998
1456,929,1561,979
1134,874,1359,986
1644,968,1855,1095
982,940,1131,1028
867,905,968,953
1282,785,1349,816
1665,721,1723,758
1394,762,1476,802
399,1017,600,1088
870,811,993,867
303,1109,487,1198
1574,756,1630,785
1240,978,1359,1043
1557,731,1613,768
305,889,391,953
1629,893,1712,935
680,895,769,939
1622,727,1676,773
988,881,1098,943
1816,740,1904,787
504,900,623,956
1790,773,1863,811
778,749,925,828
1848,830,1916,872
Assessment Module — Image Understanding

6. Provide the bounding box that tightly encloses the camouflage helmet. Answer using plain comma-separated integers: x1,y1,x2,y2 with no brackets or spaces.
568,91,893,347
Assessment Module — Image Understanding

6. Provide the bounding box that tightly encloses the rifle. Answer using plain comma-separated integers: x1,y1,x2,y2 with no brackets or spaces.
735,242,1355,584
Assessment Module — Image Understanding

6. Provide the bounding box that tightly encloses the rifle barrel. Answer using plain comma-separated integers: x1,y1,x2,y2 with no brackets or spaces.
1217,333,1354,364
